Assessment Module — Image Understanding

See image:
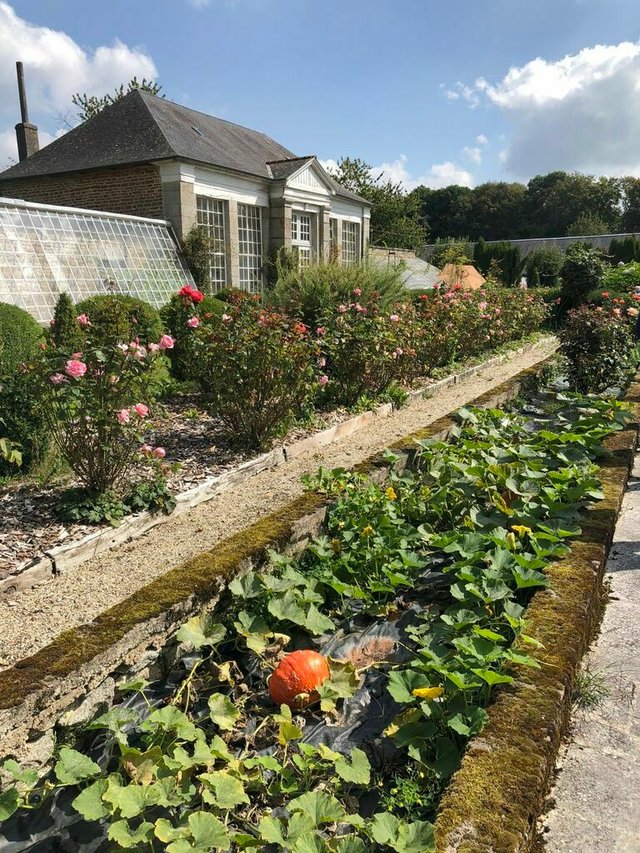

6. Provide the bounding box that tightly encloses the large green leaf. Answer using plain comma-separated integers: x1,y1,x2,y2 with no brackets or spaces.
188,811,231,851
107,819,154,849
71,779,110,820
54,747,101,785
200,770,249,809
334,748,371,785
208,693,240,731
289,791,346,825
0,788,20,821
176,614,226,649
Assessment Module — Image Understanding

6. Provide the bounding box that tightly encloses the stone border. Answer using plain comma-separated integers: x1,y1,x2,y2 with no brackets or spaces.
432,380,640,853
0,359,546,764
1,335,556,598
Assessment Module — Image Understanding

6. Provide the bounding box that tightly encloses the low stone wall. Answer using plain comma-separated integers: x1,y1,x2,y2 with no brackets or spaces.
0,362,544,769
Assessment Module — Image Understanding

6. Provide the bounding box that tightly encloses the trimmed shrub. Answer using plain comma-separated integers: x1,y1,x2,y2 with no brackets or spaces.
474,241,523,286
267,262,407,328
192,293,319,450
560,244,606,310
160,287,226,381
50,292,84,352
607,236,640,265
560,305,636,393
75,294,163,346
525,246,564,287
0,302,42,376
0,304,46,474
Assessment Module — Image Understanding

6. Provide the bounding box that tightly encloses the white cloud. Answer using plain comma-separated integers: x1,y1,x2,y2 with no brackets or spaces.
461,146,482,165
0,2,157,164
440,82,480,109
321,154,473,191
452,41,640,178
475,134,488,146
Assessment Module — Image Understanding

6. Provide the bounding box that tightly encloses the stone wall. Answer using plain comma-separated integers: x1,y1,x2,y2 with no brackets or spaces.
0,164,165,221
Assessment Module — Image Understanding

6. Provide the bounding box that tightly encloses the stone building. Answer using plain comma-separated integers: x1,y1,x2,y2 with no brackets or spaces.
0,90,371,292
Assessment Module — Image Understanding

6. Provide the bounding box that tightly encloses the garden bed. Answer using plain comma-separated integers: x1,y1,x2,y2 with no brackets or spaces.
0,335,555,595
0,356,635,853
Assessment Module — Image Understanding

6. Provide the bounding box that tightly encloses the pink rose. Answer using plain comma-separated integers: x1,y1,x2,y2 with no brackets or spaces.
353,287,362,296
338,304,348,314
187,316,200,328
318,356,327,368
50,373,67,385
389,314,400,322
153,446,166,458
76,313,91,327
148,342,160,353
479,301,488,311
117,343,129,353
354,303,364,313
117,409,130,424
158,335,175,350
316,326,326,336
139,443,153,454
319,374,329,386
221,313,232,323
133,403,149,418
628,307,639,317
65,359,87,379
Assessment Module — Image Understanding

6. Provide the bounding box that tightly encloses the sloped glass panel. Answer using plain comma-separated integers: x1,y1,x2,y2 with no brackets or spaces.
0,198,193,323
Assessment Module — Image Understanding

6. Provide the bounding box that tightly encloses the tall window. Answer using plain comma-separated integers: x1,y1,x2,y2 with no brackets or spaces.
196,196,227,291
292,211,313,268
237,204,264,292
341,221,360,266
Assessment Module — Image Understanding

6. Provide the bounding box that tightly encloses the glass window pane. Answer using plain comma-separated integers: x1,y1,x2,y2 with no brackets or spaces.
196,196,228,291
237,203,263,293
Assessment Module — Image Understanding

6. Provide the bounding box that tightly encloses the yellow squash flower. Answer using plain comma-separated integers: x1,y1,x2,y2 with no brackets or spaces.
511,524,532,537
385,486,397,501
412,686,444,701
361,525,374,536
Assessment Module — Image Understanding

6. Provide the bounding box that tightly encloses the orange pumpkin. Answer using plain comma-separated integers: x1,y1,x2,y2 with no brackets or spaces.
268,650,330,709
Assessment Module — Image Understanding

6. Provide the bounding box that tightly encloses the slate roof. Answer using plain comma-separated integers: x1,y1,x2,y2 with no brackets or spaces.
0,91,370,204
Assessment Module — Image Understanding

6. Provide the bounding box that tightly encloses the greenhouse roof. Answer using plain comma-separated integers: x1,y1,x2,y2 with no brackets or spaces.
0,196,193,324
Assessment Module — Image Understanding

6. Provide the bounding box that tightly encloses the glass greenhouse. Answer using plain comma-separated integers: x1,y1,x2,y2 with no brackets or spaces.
0,197,193,323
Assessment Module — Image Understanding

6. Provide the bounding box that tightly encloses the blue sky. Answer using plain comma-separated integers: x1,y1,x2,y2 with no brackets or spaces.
1,0,640,187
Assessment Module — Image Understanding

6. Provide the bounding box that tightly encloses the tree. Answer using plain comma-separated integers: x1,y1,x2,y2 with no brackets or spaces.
466,181,526,240
411,184,473,241
328,157,428,250
71,77,163,123
565,212,610,237
620,177,640,233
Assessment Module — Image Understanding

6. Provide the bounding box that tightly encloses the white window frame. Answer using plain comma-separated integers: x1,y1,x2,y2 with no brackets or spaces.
292,211,314,269
196,196,228,291
237,203,264,293
341,220,360,266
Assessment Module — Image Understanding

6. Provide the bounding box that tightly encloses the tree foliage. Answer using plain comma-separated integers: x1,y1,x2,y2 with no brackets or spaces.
412,170,638,242
72,77,163,122
328,157,428,250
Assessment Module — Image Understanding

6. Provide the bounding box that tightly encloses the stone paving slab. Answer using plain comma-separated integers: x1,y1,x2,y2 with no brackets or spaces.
542,456,640,853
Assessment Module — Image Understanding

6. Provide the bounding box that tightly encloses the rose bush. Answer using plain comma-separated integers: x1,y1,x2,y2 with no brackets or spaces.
32,314,175,507
560,304,636,393
317,295,417,407
191,292,319,449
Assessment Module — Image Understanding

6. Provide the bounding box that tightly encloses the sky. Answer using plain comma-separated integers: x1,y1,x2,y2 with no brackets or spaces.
1,0,640,189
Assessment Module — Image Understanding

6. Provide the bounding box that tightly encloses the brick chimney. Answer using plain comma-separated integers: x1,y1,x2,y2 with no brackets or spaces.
15,61,39,161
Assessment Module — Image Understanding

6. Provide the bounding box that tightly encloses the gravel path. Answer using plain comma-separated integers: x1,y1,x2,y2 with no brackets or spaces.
0,339,557,670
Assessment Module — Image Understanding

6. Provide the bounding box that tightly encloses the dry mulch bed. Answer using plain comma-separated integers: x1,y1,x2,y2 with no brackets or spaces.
0,394,358,576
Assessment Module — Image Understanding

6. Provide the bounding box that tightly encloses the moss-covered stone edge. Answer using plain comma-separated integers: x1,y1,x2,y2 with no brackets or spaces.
0,361,545,715
432,382,640,853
